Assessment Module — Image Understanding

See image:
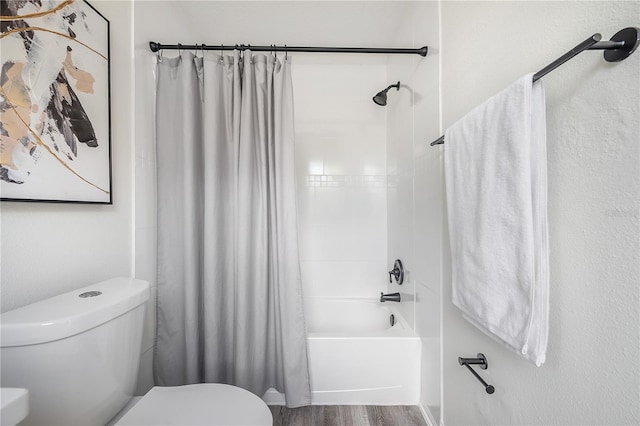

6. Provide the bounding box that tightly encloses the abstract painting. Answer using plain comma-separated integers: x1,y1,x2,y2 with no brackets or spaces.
1,0,111,203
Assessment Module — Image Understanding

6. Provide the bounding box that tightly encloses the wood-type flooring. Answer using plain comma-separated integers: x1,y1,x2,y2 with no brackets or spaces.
269,405,428,426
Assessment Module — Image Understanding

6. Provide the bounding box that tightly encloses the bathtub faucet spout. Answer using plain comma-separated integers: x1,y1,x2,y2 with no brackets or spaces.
380,292,401,303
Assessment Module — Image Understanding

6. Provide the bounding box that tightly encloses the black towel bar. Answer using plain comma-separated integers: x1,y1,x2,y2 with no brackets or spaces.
430,26,640,147
458,353,495,394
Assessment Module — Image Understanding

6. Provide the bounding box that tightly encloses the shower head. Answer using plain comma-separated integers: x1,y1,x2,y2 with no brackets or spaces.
373,81,400,106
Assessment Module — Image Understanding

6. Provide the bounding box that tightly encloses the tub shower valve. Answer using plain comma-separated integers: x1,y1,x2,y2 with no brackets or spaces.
388,259,404,285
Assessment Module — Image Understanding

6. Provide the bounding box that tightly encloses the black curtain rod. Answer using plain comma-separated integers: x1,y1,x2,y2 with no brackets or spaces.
430,27,640,146
149,41,428,57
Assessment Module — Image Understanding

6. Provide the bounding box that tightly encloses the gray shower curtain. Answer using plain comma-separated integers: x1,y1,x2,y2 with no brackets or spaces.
154,51,311,408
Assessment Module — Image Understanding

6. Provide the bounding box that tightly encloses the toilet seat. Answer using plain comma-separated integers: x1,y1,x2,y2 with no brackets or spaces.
115,384,273,425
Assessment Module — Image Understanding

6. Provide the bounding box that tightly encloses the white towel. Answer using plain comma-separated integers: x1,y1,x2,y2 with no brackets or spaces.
445,73,549,366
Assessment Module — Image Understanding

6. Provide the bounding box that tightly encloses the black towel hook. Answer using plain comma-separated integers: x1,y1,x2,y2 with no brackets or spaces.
458,353,495,394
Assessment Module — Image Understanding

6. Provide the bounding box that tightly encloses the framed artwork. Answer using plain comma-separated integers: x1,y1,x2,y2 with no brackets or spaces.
1,0,111,204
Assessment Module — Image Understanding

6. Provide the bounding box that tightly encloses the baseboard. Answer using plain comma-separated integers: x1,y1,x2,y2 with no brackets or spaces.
419,403,438,426
263,387,419,406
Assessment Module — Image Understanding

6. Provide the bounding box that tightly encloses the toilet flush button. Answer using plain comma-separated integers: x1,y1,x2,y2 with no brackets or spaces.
78,291,102,298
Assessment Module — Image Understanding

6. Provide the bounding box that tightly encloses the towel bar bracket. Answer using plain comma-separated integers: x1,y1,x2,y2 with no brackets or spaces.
458,353,488,370
601,27,640,62
458,353,495,394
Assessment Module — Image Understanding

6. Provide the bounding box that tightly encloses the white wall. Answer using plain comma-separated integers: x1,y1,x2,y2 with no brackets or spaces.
385,1,441,421
132,0,163,396
440,2,640,424
1,1,134,313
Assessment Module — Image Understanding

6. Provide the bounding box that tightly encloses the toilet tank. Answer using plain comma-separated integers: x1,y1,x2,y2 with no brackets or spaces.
0,278,150,426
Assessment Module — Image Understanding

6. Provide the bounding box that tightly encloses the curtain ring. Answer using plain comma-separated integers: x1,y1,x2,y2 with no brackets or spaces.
177,43,182,56
201,43,206,58
220,44,224,62
273,44,277,59
285,44,288,60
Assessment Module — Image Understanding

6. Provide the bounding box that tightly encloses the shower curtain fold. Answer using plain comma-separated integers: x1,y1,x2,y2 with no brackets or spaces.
154,51,311,408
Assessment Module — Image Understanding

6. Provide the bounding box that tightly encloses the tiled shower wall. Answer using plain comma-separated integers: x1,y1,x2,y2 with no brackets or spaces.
293,56,389,299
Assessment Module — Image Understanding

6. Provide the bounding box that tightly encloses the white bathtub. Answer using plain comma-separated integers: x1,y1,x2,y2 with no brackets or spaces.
264,298,421,405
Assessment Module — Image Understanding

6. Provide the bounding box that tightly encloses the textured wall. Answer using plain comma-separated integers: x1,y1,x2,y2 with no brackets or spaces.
1,1,134,313
441,2,640,424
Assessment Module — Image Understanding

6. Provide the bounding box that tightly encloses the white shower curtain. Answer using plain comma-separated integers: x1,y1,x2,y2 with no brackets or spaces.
154,51,311,408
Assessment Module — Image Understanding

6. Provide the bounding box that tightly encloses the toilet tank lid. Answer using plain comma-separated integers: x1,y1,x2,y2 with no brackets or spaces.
0,277,150,347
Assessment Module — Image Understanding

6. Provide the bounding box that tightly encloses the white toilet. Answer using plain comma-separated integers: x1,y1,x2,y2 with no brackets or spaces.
0,277,273,426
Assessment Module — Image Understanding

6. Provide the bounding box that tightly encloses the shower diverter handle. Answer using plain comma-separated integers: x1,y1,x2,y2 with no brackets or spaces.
388,259,404,285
